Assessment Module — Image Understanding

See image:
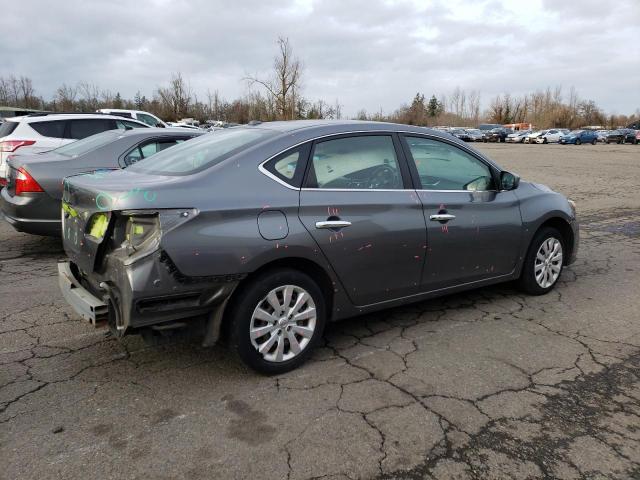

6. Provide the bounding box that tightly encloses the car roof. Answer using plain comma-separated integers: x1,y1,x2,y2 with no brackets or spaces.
248,119,456,139
118,127,205,137
5,113,147,123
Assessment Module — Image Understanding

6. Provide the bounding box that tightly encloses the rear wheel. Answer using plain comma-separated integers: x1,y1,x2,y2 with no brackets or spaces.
517,227,564,295
229,269,326,374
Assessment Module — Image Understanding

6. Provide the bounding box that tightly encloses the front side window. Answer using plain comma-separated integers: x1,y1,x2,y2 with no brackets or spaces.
404,136,494,191
68,119,114,139
306,135,403,190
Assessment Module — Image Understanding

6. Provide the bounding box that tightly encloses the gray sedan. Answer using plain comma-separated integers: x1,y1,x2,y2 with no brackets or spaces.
57,120,579,373
1,128,203,236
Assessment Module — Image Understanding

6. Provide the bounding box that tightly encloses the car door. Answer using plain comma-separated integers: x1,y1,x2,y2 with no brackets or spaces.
298,133,426,306
400,134,522,290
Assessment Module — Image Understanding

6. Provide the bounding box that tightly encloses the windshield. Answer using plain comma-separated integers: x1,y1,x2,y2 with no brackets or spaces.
127,127,276,175
570,130,583,135
54,130,122,157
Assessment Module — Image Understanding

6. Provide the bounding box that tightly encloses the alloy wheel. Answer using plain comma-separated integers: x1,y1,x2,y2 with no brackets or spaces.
249,285,317,363
534,237,563,288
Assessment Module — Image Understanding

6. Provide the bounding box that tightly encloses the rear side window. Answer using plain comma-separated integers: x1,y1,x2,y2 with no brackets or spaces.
30,120,66,138
123,138,186,166
263,144,310,187
0,121,18,137
137,113,160,126
68,119,114,139
127,128,275,175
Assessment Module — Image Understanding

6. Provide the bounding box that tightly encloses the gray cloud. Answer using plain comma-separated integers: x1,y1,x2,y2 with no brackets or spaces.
1,0,638,116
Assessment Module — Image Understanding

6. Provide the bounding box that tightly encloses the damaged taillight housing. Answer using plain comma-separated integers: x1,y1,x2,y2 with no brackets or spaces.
113,209,196,263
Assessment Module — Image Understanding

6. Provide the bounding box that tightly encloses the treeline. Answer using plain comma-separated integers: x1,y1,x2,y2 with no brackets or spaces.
0,73,341,124
387,86,637,129
1,36,637,129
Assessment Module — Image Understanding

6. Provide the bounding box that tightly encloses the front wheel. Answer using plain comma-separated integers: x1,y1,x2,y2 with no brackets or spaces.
575,139,582,145
229,269,326,374
591,138,597,145
517,227,564,295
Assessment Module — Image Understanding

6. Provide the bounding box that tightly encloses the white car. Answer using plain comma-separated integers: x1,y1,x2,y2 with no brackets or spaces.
506,130,531,143
166,122,203,130
0,113,147,184
523,130,547,143
96,109,167,127
535,129,570,144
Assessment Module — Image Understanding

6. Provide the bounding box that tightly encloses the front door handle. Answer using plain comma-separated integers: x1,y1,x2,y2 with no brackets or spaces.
429,214,456,222
315,220,352,230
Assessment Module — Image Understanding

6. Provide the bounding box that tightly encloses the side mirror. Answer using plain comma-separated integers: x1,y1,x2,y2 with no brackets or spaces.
500,171,520,191
156,123,165,128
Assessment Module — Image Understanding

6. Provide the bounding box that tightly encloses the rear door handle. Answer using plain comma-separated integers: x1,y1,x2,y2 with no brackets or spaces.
315,220,352,230
429,214,456,222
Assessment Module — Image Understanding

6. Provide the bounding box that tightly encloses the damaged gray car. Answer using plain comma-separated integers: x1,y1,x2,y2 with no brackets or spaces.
59,120,578,373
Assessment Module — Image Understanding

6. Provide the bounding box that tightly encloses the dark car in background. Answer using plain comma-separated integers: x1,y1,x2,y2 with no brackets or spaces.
465,128,485,141
604,129,629,144
623,129,638,144
483,127,513,143
1,128,202,236
559,130,598,145
450,128,473,142
57,120,578,373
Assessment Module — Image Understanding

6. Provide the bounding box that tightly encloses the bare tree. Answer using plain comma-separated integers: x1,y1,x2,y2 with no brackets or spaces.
156,72,192,120
245,37,303,120
55,83,77,111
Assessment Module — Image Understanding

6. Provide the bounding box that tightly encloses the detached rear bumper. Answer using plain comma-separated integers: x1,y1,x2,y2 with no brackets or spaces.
58,248,241,335
58,262,108,325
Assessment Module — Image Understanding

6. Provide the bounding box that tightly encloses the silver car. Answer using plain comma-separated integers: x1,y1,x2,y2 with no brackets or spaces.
58,121,579,373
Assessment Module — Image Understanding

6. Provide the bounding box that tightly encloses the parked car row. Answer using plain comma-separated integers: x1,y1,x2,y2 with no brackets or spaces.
435,124,639,146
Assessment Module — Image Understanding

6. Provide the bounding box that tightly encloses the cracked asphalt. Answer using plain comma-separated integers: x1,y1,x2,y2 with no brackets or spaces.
1,143,640,480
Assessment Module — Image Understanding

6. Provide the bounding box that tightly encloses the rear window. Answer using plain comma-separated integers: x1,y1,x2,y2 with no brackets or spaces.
0,121,18,137
54,130,122,157
127,128,275,175
30,120,66,138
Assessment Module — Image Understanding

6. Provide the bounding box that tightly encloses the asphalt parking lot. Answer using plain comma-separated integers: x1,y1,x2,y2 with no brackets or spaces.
1,143,639,480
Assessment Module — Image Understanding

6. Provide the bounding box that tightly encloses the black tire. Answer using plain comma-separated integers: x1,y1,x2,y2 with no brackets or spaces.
517,227,565,295
575,139,581,145
228,268,326,374
591,139,597,145
543,137,548,144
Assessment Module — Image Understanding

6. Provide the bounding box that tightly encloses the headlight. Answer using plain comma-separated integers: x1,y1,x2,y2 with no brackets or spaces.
567,199,577,218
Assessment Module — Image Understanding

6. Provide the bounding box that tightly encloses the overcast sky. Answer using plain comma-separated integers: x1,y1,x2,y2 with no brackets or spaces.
2,0,639,116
